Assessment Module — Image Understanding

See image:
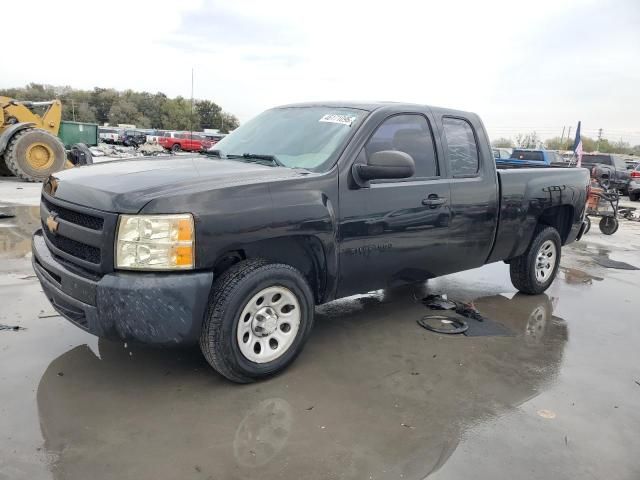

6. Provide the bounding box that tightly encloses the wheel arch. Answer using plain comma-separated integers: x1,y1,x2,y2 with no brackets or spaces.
537,204,575,245
211,235,328,304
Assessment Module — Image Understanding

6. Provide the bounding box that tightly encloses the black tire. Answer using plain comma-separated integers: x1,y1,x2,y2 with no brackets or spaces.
598,216,619,235
171,143,181,152
68,143,94,166
509,225,561,295
4,128,67,182
583,215,591,234
0,157,12,176
200,258,315,383
629,192,639,202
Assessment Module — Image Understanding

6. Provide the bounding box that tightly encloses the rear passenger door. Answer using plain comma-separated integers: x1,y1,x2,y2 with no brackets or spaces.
437,116,499,272
338,112,452,296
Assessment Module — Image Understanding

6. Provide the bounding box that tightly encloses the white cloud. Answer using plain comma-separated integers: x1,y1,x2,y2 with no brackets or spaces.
3,0,639,142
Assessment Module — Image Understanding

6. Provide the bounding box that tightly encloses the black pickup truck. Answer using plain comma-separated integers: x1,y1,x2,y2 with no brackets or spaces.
32,102,590,382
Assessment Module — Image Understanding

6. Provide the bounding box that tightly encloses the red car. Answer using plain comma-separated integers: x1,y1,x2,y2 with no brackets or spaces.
158,132,213,152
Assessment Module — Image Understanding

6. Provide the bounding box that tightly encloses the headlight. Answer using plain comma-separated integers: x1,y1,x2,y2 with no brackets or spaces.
116,214,194,270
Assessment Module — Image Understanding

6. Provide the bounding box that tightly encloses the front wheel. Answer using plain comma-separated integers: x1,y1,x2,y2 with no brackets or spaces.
200,259,314,383
509,225,561,295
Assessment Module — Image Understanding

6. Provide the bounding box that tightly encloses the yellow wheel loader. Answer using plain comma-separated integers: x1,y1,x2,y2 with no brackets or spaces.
0,97,88,182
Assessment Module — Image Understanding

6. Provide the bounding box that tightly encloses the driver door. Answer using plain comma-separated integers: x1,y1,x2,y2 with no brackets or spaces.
337,112,452,297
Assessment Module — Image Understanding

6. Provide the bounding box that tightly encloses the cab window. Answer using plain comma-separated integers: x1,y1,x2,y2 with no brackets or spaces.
443,117,479,176
364,114,439,178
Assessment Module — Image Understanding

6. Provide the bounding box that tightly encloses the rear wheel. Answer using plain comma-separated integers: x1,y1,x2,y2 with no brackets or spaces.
200,259,314,383
629,192,639,202
171,143,181,152
4,128,67,182
510,225,561,295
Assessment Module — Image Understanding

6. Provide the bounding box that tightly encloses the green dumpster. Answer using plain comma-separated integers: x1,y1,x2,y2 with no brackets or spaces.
58,121,99,148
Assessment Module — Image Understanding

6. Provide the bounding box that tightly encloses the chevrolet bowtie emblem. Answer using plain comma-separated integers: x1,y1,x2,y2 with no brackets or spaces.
47,177,59,197
46,214,59,234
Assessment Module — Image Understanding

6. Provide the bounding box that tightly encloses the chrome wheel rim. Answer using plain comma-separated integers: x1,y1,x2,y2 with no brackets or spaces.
535,240,556,283
237,286,301,363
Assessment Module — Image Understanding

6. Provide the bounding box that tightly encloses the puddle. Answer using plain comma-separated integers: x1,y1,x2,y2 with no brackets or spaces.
24,285,569,480
0,205,40,259
560,266,604,284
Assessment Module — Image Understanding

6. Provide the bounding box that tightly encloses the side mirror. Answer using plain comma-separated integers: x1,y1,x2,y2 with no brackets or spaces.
352,150,415,185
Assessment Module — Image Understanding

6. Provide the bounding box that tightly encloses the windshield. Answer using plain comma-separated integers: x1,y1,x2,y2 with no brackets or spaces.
211,106,366,171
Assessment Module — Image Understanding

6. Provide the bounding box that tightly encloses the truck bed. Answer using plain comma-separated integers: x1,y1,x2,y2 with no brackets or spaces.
488,167,590,263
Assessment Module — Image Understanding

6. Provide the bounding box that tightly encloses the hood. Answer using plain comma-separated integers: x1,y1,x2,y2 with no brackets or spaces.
46,156,307,213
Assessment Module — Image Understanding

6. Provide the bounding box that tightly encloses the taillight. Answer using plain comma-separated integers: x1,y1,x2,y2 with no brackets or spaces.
631,170,640,178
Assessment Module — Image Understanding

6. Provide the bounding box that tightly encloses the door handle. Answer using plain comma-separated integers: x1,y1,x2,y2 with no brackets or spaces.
422,195,447,207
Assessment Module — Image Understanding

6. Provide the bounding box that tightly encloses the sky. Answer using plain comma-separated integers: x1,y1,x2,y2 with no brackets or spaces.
3,0,639,143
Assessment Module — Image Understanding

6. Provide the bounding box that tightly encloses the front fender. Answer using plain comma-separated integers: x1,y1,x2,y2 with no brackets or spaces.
0,122,35,155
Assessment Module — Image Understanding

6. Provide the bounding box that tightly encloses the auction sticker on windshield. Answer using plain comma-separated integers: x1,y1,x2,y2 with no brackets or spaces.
319,113,357,126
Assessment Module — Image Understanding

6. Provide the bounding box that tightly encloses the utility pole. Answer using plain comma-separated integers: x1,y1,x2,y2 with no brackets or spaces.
71,100,76,121
567,126,572,147
560,126,566,146
596,128,603,151
190,68,194,136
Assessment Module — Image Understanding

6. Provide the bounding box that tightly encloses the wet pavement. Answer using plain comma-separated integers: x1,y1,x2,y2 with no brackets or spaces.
1,197,640,480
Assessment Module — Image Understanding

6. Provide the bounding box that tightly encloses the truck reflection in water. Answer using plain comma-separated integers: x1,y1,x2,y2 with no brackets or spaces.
36,287,567,480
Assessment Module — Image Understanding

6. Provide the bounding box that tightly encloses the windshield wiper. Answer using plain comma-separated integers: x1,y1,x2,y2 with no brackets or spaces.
227,153,284,167
203,149,223,158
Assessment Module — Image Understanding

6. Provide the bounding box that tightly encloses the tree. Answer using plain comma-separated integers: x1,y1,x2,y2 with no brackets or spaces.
0,84,240,131
491,137,514,148
581,136,596,152
545,137,572,150
219,112,240,133
108,99,149,127
515,131,540,149
195,100,222,129
90,88,119,124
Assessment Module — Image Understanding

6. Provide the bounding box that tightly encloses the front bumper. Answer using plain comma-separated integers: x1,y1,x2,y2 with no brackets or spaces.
32,229,213,345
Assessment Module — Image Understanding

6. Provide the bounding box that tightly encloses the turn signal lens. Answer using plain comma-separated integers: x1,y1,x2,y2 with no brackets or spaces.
116,214,195,270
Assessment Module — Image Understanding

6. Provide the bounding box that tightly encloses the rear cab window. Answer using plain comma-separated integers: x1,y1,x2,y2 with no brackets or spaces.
510,150,545,162
442,117,479,176
582,155,612,166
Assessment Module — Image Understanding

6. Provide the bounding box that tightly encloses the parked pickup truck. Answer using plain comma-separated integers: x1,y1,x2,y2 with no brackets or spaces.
580,153,631,194
32,102,590,382
158,132,213,152
496,149,565,168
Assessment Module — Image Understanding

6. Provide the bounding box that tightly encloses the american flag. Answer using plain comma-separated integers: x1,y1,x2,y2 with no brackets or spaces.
573,121,583,167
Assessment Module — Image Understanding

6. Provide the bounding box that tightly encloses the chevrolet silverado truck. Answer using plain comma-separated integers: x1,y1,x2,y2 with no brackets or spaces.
32,102,590,383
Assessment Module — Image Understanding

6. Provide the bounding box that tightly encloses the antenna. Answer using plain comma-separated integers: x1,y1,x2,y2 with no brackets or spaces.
190,67,194,136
